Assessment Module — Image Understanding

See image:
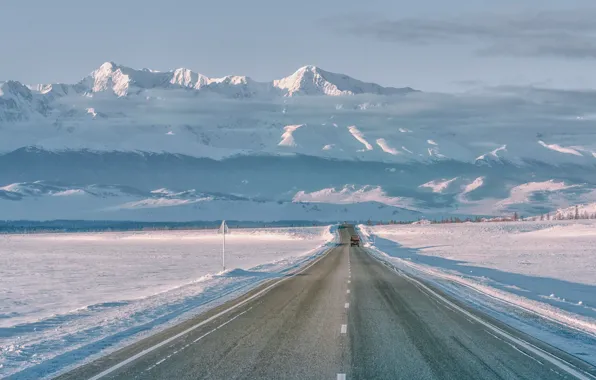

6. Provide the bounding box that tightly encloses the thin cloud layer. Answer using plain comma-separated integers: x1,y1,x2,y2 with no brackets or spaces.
330,9,596,59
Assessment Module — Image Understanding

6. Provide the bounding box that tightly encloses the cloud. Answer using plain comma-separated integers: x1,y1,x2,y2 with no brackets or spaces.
328,9,596,59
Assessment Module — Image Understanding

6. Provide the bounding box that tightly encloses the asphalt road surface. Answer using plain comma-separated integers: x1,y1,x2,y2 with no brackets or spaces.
56,227,596,380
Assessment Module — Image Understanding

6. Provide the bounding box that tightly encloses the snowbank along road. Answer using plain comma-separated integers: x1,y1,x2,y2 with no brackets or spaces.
54,227,596,380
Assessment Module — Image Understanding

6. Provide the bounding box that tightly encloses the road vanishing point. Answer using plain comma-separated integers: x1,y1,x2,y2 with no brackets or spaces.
56,227,596,380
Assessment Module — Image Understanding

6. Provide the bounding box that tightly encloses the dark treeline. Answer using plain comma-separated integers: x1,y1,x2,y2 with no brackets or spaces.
528,205,596,221
364,212,525,225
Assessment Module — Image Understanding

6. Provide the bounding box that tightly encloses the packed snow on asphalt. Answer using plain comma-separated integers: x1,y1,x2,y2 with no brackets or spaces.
360,220,596,365
0,226,336,379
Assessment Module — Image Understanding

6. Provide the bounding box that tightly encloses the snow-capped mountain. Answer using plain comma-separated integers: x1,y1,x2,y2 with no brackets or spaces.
273,65,414,96
22,62,414,100
0,81,50,122
1,61,596,221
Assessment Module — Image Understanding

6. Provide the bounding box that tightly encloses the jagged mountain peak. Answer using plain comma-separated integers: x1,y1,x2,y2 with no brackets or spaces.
78,62,416,98
170,67,210,88
273,65,414,97
0,62,419,123
81,61,172,96
0,80,32,99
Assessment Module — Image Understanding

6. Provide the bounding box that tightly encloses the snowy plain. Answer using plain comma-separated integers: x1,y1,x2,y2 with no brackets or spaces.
359,221,596,364
0,226,336,379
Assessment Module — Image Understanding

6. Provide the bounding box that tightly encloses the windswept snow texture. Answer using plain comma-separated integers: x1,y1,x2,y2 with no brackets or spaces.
360,221,596,364
497,180,577,209
462,177,484,195
3,61,596,220
538,141,583,156
419,177,458,193
279,125,303,147
476,144,507,161
376,138,400,155
292,185,414,210
347,125,373,151
0,180,425,221
0,227,336,379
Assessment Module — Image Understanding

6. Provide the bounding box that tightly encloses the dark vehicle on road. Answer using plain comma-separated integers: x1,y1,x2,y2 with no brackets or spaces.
350,235,360,247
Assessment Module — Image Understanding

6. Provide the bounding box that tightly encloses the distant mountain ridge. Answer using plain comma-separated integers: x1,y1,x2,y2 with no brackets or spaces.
0,62,416,124
2,62,415,100
2,62,596,221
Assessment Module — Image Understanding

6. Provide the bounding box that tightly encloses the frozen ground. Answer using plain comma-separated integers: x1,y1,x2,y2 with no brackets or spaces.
0,226,336,379
359,220,596,364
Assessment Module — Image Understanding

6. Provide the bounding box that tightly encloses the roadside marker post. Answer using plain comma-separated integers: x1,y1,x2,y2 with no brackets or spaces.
218,220,229,271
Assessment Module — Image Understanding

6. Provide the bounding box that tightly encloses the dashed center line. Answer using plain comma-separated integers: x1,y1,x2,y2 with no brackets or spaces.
337,374,346,380
347,289,350,294
340,324,347,334
344,302,350,309
145,307,252,372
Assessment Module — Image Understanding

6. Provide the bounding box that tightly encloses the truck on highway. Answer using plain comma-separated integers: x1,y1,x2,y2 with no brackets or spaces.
350,235,360,247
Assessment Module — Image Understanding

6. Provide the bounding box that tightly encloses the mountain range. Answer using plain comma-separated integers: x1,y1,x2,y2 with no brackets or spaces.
1,62,595,221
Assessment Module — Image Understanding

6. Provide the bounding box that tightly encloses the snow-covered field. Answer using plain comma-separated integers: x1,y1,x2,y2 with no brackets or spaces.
0,226,336,379
360,221,596,364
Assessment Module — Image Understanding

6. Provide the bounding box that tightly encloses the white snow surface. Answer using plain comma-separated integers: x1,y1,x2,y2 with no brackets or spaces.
347,125,373,151
292,185,414,209
419,177,458,193
497,180,577,208
462,177,484,195
0,226,336,378
538,140,583,156
376,138,400,155
3,61,596,168
279,124,303,147
476,144,507,161
3,62,596,221
546,203,596,220
272,65,411,97
0,62,596,165
360,221,596,363
0,182,422,221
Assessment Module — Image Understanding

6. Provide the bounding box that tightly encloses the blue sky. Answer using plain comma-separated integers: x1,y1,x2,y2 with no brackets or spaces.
1,0,596,91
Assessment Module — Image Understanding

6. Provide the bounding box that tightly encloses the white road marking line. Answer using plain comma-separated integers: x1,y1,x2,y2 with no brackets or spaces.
347,289,350,294
484,329,543,365
86,246,334,380
341,324,347,334
337,374,346,380
348,280,351,284
146,307,252,371
147,358,167,371
373,254,596,380
345,303,350,309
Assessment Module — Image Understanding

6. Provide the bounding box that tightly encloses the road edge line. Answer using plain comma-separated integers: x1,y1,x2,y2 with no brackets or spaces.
86,242,339,380
362,248,596,380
